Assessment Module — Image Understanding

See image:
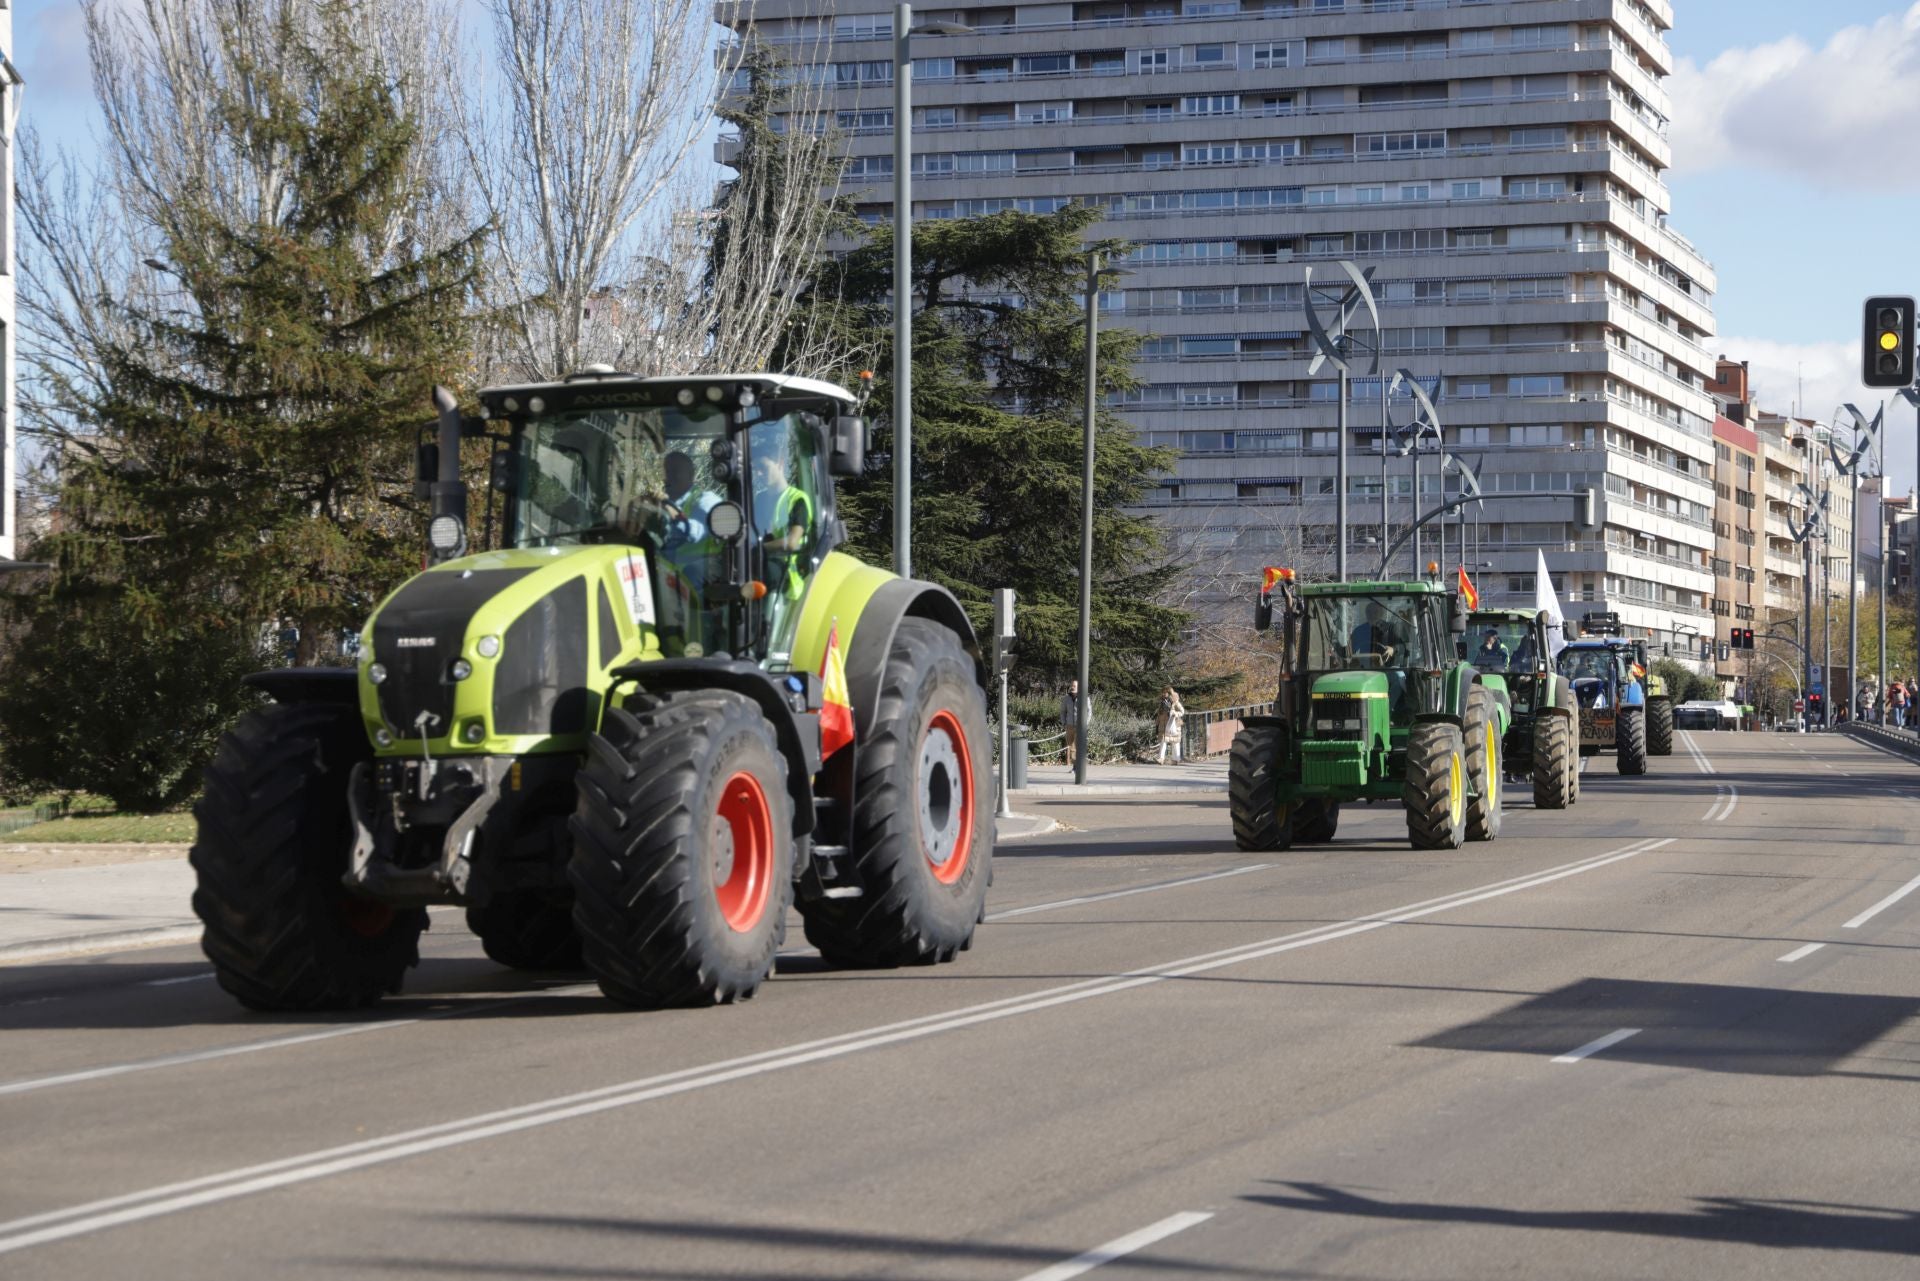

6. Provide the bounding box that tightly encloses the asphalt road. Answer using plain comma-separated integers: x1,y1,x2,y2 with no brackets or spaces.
2,730,1917,1279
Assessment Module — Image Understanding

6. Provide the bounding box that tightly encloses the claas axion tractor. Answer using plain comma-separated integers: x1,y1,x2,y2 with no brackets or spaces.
1229,571,1508,852
190,371,994,1011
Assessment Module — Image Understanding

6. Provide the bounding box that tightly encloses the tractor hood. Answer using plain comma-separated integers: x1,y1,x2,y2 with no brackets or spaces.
1311,671,1391,699
358,545,653,756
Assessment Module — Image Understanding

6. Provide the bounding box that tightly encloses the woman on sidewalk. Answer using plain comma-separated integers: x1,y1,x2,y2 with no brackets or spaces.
1155,686,1187,764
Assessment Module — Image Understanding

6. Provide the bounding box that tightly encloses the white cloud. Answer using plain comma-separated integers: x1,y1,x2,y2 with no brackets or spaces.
1670,4,1920,186
1716,335,1916,493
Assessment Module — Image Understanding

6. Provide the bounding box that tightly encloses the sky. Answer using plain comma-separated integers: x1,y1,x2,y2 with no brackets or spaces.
13,0,1920,486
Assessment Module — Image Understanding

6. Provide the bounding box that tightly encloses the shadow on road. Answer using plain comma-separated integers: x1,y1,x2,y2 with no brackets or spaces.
1410,976,1920,1078
1246,1181,1920,1256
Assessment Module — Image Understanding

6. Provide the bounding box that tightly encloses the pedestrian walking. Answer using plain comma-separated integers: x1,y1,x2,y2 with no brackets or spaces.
1155,686,1187,764
1060,680,1090,761
1893,679,1909,729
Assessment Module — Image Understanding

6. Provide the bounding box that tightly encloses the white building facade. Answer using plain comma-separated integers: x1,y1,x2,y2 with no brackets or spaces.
724,0,1718,643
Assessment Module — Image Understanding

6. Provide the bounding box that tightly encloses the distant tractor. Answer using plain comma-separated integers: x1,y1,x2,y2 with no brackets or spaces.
1464,609,1580,809
1560,611,1674,763
191,372,994,1012
1556,613,1667,775
1229,573,1505,852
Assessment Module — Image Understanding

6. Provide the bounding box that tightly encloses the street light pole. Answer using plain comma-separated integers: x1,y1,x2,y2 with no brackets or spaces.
1075,251,1099,786
891,1,913,578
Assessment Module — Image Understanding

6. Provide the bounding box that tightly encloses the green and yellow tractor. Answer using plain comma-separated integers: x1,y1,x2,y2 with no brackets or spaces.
1463,608,1580,809
191,372,994,1011
1229,574,1506,852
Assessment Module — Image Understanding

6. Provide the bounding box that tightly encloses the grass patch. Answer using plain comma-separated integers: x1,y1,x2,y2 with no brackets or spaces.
4,812,197,844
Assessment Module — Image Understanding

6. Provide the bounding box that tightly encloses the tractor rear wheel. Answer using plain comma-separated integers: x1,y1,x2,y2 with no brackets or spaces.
191,703,426,1011
1463,686,1503,842
1648,698,1674,756
1616,706,1649,776
1405,722,1468,850
799,619,992,967
570,692,792,1007
467,891,582,971
1294,799,1339,844
1531,713,1574,810
1228,724,1293,851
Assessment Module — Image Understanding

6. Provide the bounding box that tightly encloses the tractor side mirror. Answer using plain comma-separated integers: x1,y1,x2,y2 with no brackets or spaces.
1563,620,1580,642
1633,641,1650,669
829,415,868,478
1254,595,1273,632
415,442,439,500
489,450,520,493
1449,593,1467,637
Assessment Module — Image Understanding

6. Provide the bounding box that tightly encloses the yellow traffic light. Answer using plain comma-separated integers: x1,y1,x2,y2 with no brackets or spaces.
1881,330,1901,352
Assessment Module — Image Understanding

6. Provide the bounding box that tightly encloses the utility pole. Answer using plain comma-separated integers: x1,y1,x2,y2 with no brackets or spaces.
1074,251,1099,786
891,2,913,578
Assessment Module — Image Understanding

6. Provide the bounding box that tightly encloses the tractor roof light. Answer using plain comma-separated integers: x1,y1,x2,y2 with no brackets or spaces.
427,515,466,559
705,384,725,402
737,387,757,408
676,388,697,407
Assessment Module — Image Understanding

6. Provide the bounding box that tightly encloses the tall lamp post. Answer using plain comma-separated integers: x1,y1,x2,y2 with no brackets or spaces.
1074,251,1103,785
891,6,971,578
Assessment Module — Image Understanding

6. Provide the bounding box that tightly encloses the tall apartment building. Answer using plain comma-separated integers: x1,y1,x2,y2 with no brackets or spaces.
724,0,1718,643
1708,412,1758,681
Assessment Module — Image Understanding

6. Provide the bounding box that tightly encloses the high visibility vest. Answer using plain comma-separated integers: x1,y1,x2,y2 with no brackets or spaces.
770,486,813,598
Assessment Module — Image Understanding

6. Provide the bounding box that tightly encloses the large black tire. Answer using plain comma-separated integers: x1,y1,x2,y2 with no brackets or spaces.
191,703,427,1011
467,891,583,971
1617,706,1649,776
1228,723,1294,852
1531,712,1574,810
1404,721,1468,850
570,692,793,1007
798,619,992,966
1294,799,1339,844
1462,686,1503,842
1648,697,1674,756
1556,683,1581,805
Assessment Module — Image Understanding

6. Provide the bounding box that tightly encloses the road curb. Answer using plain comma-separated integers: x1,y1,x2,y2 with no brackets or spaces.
1841,723,1920,761
0,924,203,967
1011,782,1226,797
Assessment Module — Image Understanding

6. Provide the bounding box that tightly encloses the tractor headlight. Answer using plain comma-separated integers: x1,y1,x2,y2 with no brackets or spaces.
373,728,394,747
461,721,486,744
367,663,388,685
449,658,473,681
427,515,466,558
708,501,745,541
476,634,500,659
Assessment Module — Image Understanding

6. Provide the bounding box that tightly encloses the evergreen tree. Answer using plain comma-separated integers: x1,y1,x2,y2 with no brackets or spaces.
789,206,1199,708
45,5,482,665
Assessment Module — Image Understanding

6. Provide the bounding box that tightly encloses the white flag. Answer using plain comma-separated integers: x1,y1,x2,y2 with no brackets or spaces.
1535,548,1566,661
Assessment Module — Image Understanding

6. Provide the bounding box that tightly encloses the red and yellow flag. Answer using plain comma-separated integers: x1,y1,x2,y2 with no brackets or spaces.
1262,566,1295,592
820,622,855,758
1456,566,1479,611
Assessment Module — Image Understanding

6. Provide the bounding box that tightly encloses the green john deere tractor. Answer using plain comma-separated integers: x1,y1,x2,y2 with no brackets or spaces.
1464,609,1580,809
190,372,994,1011
1229,575,1506,852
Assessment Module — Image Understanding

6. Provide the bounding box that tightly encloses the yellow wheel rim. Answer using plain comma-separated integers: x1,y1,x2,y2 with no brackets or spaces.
1448,751,1464,827
1486,723,1499,812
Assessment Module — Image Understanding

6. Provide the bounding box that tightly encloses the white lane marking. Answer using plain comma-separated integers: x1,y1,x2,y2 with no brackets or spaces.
0,838,1674,1256
0,1022,421,1099
1680,731,1716,775
1842,870,1920,930
1014,1211,1214,1281
1778,943,1826,963
0,984,600,1099
987,866,1273,921
1552,1028,1641,1063
1702,785,1727,822
139,975,213,988
1716,785,1737,822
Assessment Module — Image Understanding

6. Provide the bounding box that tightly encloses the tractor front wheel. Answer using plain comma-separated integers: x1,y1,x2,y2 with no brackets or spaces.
1405,722,1468,850
1648,698,1674,756
799,619,992,967
1532,713,1575,810
467,891,582,971
1228,724,1294,851
570,693,793,1007
191,703,427,1011
1463,687,1503,842
1294,798,1340,844
1616,706,1650,776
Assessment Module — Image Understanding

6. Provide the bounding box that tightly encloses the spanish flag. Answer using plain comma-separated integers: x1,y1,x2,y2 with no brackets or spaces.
820,621,855,758
1456,566,1479,611
1262,566,1294,592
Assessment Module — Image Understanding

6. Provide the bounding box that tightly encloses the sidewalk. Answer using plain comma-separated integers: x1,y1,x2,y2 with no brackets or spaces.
1011,759,1229,797
0,813,1061,965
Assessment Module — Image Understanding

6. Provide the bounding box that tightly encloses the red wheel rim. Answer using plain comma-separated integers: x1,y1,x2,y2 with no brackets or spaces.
339,893,395,939
920,710,975,885
712,770,774,932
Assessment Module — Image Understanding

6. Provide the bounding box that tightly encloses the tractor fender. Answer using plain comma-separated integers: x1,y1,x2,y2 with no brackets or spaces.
242,668,359,706
844,578,986,737
608,658,819,836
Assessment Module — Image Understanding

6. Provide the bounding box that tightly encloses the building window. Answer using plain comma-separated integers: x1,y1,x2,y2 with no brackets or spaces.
1182,94,1238,115
1451,180,1485,199
1250,42,1289,69
1137,48,1176,73
1192,44,1229,65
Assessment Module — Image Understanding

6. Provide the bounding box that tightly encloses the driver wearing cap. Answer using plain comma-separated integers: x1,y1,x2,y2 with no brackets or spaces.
1473,626,1512,672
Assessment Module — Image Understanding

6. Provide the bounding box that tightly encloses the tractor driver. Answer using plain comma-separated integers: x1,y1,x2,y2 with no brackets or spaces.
659,450,723,582
1473,627,1512,672
1348,601,1410,712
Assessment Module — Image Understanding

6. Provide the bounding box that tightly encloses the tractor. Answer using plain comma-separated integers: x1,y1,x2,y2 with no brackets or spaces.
1229,573,1505,852
190,371,995,1011
1463,609,1580,809
1555,611,1674,773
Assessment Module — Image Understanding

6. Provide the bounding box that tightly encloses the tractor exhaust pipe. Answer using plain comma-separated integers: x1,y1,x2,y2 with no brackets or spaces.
431,386,467,528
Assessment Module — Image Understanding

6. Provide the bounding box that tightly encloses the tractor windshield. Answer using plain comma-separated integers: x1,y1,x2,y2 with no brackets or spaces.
1466,618,1535,672
508,404,726,550
1303,595,1431,672
1557,648,1617,683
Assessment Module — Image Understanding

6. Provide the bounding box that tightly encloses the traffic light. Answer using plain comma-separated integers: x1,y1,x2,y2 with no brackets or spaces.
1863,296,1915,388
